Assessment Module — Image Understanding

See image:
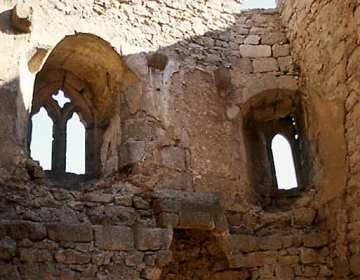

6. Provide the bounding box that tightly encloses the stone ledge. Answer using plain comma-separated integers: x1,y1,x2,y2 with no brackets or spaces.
152,191,228,233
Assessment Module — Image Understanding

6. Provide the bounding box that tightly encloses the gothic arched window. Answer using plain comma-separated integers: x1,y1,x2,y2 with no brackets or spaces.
30,87,94,176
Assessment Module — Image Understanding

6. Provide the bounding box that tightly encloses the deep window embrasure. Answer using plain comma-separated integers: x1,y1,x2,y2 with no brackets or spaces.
243,90,309,197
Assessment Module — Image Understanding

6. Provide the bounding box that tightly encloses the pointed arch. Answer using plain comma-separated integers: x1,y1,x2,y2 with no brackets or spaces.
29,33,139,178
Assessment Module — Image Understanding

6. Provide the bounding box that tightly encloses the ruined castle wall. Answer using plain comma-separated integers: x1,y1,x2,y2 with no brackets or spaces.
277,0,360,276
0,0,299,209
0,0,344,278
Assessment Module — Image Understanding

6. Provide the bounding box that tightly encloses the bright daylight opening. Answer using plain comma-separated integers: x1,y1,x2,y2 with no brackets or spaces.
271,134,298,190
30,107,53,170
66,112,85,174
53,89,70,108
241,0,276,9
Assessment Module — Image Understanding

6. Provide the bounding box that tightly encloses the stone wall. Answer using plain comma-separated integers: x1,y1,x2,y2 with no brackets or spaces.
0,0,300,209
1,0,356,278
277,0,360,277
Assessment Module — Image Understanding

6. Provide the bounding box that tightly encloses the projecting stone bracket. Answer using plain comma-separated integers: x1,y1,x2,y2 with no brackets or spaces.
213,66,231,96
153,191,229,234
10,4,33,33
147,53,169,70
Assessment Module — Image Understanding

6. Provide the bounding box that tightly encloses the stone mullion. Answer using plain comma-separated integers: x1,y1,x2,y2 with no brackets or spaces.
85,127,102,176
51,117,67,173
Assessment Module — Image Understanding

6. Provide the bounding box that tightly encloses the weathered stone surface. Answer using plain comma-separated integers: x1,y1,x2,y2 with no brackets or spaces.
230,251,275,269
82,193,114,203
214,66,231,91
153,199,180,214
240,45,271,58
253,57,278,72
19,263,75,278
0,236,16,261
275,265,294,278
244,35,260,45
19,248,53,262
147,53,169,70
302,233,329,248
0,266,20,280
160,147,186,170
261,32,286,45
213,270,250,280
48,223,93,242
8,221,46,240
221,234,258,253
141,267,162,280
135,228,172,251
231,57,253,73
257,236,283,250
300,248,322,264
0,222,8,237
144,254,157,266
278,76,298,91
55,249,91,264
1,1,358,279
133,196,150,209
91,251,113,266
178,203,215,230
156,212,180,228
11,4,33,33
303,265,319,277
125,250,144,266
350,253,360,275
347,46,360,77
156,250,172,267
114,195,133,207
293,208,316,227
272,44,290,57
94,226,134,251
278,255,299,265
112,252,125,264
247,251,277,267
119,141,146,168
278,56,293,72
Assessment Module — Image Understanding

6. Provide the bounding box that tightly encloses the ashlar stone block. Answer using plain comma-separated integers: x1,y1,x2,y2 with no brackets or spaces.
8,221,46,240
302,232,329,248
48,223,93,242
278,56,294,72
253,57,279,72
221,234,258,253
262,32,286,45
240,45,271,58
54,249,91,264
178,203,215,230
272,44,290,57
244,35,261,45
135,228,172,251
94,226,134,251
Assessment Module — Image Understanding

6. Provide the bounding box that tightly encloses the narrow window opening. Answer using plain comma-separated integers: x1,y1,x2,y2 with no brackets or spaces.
53,89,70,108
30,107,53,170
66,112,85,174
271,134,298,190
